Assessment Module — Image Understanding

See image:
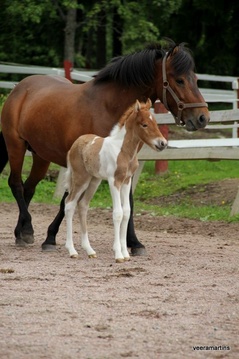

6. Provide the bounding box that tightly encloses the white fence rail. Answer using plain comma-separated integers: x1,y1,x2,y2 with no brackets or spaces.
0,63,238,106
0,63,97,89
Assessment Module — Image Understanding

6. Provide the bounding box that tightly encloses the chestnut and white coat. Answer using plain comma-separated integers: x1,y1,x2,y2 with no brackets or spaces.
64,99,167,263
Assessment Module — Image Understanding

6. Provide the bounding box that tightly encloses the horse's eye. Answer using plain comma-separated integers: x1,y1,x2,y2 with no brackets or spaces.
141,123,148,128
176,79,184,85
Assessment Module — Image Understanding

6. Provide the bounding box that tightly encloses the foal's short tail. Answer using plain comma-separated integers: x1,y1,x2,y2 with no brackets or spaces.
0,132,8,173
64,157,72,193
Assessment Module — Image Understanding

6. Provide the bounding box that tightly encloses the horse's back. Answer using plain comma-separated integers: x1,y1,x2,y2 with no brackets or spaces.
0,75,94,166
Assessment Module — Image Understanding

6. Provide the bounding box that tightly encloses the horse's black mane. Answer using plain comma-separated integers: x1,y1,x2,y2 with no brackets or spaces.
94,39,194,88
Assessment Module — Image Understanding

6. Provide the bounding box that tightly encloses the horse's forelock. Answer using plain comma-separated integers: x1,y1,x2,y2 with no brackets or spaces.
168,44,195,76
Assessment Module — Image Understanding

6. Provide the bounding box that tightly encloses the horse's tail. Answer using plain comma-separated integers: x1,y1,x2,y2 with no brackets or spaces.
0,132,8,173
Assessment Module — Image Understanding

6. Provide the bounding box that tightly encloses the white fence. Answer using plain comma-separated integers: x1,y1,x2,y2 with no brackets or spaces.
0,63,238,107
0,63,97,89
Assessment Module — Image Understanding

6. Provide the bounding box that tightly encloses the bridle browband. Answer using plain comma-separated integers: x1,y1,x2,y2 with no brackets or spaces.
162,54,208,126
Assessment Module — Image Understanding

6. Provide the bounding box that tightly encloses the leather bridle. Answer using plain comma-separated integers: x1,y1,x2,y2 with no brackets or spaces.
162,54,208,126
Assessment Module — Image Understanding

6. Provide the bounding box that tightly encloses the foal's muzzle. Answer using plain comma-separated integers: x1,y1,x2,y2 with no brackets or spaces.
155,138,168,151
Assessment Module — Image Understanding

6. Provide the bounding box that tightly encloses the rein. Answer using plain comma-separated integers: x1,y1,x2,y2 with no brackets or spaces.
162,55,208,126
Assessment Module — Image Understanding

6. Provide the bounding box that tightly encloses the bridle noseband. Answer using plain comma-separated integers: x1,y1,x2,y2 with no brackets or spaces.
162,54,208,126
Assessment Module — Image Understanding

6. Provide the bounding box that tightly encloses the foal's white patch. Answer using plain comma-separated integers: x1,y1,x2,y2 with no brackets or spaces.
98,125,126,179
91,136,100,145
149,114,153,120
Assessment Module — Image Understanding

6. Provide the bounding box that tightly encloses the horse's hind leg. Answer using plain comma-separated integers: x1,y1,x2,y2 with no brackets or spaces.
23,154,50,206
12,153,50,246
0,132,8,173
42,192,68,251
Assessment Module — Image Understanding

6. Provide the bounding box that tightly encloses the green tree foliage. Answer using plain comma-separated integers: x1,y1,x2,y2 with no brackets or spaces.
163,0,239,75
0,0,238,75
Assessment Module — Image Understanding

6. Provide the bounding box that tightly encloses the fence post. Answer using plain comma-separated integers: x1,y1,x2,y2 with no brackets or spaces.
64,60,72,81
154,100,169,174
53,60,73,198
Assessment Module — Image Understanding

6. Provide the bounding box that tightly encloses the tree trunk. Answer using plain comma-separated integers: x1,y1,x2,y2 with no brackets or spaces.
112,9,123,56
96,10,106,68
64,6,77,65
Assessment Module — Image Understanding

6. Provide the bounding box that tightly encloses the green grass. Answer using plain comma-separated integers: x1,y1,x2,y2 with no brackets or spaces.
133,160,239,221
1,156,239,222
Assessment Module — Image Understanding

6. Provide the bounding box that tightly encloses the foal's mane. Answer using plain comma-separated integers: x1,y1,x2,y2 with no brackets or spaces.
94,39,194,88
110,102,142,136
118,104,136,127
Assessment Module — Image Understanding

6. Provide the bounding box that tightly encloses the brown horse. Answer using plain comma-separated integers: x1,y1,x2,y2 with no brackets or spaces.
0,41,209,254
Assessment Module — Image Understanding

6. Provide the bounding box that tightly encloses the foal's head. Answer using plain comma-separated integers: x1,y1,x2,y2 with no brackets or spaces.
126,99,167,151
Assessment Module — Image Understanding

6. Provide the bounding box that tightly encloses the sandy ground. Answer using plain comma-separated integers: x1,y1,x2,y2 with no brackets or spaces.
0,202,239,359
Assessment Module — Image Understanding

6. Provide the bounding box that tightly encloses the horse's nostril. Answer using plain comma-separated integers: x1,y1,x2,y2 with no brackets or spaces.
199,114,206,125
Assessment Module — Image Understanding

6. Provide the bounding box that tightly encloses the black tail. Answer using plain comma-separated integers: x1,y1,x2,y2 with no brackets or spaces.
0,132,8,173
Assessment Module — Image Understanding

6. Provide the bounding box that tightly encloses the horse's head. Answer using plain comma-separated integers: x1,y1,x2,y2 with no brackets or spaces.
132,99,167,151
157,43,210,131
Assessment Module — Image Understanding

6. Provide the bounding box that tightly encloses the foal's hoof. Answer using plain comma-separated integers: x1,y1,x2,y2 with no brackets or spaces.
70,254,78,259
116,258,125,263
88,254,97,259
130,247,147,256
124,256,130,261
41,244,57,252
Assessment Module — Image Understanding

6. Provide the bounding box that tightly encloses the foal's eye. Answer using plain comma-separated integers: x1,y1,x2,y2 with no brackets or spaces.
176,78,184,85
141,123,148,128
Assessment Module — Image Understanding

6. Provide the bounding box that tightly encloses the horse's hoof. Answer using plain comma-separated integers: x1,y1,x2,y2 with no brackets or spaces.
21,234,34,244
70,254,78,259
88,254,97,258
116,258,125,263
130,247,147,256
15,238,28,247
41,244,57,252
124,256,130,261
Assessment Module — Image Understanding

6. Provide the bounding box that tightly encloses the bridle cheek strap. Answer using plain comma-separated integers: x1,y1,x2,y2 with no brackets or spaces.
162,55,208,126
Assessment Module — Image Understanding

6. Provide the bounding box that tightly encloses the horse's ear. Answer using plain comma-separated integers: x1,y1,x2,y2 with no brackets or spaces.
168,46,179,58
146,98,152,109
135,100,141,112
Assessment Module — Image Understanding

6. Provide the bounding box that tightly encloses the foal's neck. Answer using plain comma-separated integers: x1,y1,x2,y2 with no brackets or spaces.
110,113,142,160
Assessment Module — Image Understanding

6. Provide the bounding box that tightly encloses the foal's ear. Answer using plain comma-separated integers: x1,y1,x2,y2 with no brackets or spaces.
135,100,141,112
146,98,152,109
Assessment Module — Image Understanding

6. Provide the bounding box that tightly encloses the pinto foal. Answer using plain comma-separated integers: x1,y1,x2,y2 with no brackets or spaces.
64,99,167,263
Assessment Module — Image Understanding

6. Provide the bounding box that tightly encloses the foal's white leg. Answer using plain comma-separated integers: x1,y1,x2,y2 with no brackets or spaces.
65,198,79,258
65,181,91,258
119,181,131,261
77,178,101,258
109,179,124,263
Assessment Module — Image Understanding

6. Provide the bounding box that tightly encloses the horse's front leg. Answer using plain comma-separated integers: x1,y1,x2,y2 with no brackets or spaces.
126,186,147,256
42,192,68,251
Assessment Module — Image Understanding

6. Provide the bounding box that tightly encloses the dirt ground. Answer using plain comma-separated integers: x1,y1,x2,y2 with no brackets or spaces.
0,197,239,359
